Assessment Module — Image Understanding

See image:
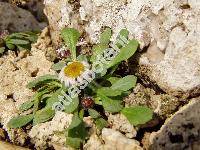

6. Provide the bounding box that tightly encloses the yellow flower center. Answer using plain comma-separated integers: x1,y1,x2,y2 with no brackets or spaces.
64,61,85,78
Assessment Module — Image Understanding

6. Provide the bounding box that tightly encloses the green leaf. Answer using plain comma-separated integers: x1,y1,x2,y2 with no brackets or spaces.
79,109,84,119
23,33,38,43
0,47,5,54
27,74,58,89
16,44,31,51
47,81,62,88
88,109,101,119
36,81,60,93
91,44,108,62
66,137,82,149
97,87,122,96
8,32,38,43
98,93,123,113
61,28,80,60
121,106,153,126
7,33,24,39
40,94,52,102
111,75,137,91
33,107,55,125
90,43,109,76
7,114,34,128
107,40,138,68
68,114,82,129
94,97,102,105
107,77,121,85
6,42,15,50
100,28,112,45
3,31,38,51
32,90,50,112
77,55,88,62
51,61,66,71
99,67,107,77
46,88,79,113
19,100,34,111
92,44,108,55
64,96,79,114
115,29,129,48
7,39,29,45
109,64,119,75
66,114,87,149
46,89,63,107
118,29,129,40
67,121,87,140
95,118,108,130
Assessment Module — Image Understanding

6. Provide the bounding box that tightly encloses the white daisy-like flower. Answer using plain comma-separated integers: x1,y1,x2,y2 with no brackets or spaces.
59,61,92,87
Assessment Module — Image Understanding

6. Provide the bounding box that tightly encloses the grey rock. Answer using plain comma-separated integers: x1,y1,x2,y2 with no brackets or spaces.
0,2,40,32
149,97,200,150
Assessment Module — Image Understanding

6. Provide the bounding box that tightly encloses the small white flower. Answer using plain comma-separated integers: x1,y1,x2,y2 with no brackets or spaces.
59,61,91,87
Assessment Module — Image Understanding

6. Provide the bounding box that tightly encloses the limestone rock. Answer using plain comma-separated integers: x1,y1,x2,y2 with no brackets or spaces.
29,112,73,149
134,0,200,97
83,116,94,128
44,0,80,46
107,113,137,138
44,0,200,97
53,143,74,150
84,132,103,150
124,83,181,119
139,24,200,97
0,28,54,144
0,141,30,150
102,128,143,150
141,132,151,150
149,97,200,150
0,128,6,140
0,2,40,32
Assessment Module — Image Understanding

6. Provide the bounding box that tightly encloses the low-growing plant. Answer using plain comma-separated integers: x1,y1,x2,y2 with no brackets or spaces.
0,31,39,55
7,27,153,149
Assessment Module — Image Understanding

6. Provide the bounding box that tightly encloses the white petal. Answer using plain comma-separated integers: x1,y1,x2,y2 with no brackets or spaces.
64,80,70,87
68,78,76,86
77,76,84,84
82,61,90,69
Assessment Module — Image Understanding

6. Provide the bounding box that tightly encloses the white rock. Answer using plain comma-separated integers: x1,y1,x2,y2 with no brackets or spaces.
0,141,30,150
84,132,103,150
107,113,137,138
29,112,73,149
102,128,143,150
44,0,200,97
0,28,55,143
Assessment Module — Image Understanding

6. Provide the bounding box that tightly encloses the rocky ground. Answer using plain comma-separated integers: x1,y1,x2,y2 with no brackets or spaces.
0,0,199,150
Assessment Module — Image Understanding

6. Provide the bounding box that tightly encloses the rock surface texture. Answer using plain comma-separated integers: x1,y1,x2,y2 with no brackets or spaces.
0,2,41,32
0,141,30,150
29,112,73,149
124,83,182,119
149,97,200,150
107,113,137,138
0,28,54,145
102,128,143,150
44,0,200,97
